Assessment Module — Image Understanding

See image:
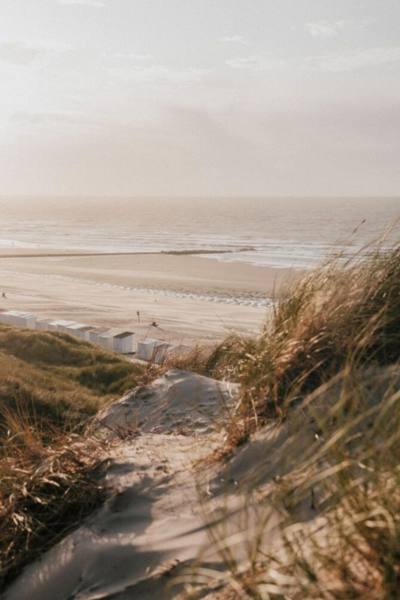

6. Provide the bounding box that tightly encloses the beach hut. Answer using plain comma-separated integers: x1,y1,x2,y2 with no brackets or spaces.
0,310,12,324
46,320,62,331
113,331,134,354
7,311,37,329
153,343,174,365
65,323,90,339
74,325,93,340
36,318,54,331
18,313,37,329
137,338,159,361
98,331,115,350
89,328,110,345
56,320,78,332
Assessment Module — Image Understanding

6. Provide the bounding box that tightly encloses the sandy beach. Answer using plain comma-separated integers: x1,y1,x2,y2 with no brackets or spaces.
0,250,300,347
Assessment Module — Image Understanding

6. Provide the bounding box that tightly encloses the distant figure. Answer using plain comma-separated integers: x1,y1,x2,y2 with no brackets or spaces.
137,310,140,323
151,320,158,327
2,292,6,298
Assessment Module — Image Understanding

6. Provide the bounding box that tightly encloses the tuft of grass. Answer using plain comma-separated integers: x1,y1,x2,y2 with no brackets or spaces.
277,367,400,600
163,335,258,384
0,398,107,589
179,234,400,600
217,237,400,421
162,344,216,376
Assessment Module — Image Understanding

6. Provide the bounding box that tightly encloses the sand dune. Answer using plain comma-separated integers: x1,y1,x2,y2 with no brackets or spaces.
4,370,289,600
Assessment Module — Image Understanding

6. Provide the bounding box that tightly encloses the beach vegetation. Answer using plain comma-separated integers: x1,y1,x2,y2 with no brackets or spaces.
178,234,400,599
3,233,400,597
0,326,153,433
190,365,400,600
200,238,400,425
0,326,152,588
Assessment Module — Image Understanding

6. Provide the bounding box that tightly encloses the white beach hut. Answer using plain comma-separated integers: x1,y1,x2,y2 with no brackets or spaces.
18,313,37,329
89,328,110,345
56,320,78,332
153,343,174,365
98,331,115,350
36,319,54,331
46,320,62,331
137,338,159,361
0,310,12,324
74,325,93,340
6,311,37,329
113,331,134,354
65,323,89,338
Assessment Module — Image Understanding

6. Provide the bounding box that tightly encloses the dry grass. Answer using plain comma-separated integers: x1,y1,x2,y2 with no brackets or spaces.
248,368,400,600
0,395,108,589
180,234,400,600
162,344,215,375
214,236,400,422
163,335,257,384
0,326,155,435
182,367,400,600
0,326,158,589
279,367,400,599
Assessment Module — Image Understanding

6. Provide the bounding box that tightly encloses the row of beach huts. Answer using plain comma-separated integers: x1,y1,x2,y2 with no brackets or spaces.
0,310,189,363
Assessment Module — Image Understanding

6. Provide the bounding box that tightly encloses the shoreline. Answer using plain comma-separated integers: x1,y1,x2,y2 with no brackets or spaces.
0,248,255,259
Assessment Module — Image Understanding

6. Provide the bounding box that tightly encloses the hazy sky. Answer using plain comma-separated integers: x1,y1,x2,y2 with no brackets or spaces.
1,0,399,196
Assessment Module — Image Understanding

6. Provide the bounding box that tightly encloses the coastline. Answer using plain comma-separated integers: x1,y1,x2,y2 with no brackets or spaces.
0,251,303,346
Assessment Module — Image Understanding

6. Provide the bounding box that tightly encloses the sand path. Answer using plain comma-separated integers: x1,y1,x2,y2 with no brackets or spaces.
4,370,285,600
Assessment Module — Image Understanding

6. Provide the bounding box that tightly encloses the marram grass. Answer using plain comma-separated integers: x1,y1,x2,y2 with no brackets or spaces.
202,236,400,425
175,235,400,600
0,326,155,589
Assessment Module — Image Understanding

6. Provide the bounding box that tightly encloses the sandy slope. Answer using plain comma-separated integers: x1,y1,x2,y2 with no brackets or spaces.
4,370,294,600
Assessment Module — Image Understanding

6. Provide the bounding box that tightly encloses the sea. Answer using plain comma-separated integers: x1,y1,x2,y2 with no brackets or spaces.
0,197,399,269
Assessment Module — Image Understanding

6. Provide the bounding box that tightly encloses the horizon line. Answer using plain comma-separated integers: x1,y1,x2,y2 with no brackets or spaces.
0,195,399,200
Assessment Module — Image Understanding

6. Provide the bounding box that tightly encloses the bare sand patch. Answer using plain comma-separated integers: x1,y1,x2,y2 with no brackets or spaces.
4,370,284,600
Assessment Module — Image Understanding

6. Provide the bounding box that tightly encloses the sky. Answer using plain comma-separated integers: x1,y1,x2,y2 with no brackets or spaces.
0,0,399,197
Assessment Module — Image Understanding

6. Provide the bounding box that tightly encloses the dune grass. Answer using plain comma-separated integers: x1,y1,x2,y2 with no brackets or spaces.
196,237,400,428
277,367,400,600
252,239,400,417
179,235,400,600
196,367,400,600
0,420,107,589
0,326,156,588
140,235,400,600
0,326,155,434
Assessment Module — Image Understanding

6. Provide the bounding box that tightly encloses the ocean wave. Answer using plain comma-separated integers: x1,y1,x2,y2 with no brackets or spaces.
1,196,398,269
